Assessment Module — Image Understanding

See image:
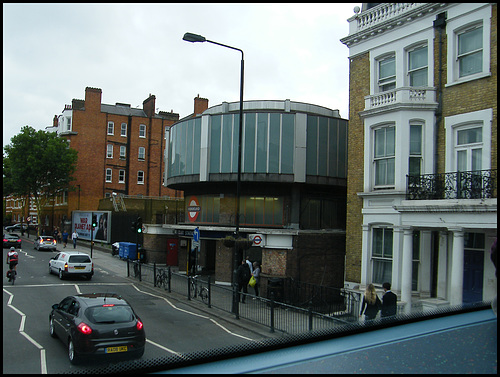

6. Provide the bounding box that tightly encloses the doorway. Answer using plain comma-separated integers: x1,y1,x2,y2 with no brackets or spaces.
462,233,485,303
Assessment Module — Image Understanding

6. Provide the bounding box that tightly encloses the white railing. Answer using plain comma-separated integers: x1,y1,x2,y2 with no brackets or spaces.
355,3,421,32
364,87,437,111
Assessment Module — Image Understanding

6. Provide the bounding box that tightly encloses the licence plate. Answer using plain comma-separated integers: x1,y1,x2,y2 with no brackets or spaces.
74,266,85,270
105,346,128,354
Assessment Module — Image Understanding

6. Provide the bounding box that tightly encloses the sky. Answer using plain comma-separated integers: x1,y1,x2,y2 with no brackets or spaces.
3,3,359,149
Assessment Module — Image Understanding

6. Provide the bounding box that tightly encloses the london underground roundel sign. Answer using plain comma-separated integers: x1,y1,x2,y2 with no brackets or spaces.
187,197,201,222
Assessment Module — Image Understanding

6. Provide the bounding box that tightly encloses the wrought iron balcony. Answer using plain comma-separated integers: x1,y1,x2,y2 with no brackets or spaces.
406,169,497,200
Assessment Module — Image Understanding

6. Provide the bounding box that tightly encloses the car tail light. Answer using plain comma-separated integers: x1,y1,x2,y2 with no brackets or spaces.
136,320,144,331
64,263,69,272
77,322,92,335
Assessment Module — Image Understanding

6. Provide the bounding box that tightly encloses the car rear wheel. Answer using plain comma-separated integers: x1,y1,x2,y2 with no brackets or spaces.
58,269,64,280
68,338,81,365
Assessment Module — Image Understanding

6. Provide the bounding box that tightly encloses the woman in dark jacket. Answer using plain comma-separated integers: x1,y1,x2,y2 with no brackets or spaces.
360,284,382,320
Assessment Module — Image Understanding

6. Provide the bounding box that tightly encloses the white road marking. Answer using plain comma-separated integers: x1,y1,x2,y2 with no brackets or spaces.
131,284,255,342
3,288,48,374
145,339,188,358
4,279,254,370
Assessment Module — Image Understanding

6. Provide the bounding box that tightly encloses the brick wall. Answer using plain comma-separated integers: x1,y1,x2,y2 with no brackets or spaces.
215,242,233,282
345,52,370,283
440,4,497,172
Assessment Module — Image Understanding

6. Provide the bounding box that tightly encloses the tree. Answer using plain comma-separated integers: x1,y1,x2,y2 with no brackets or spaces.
3,126,78,235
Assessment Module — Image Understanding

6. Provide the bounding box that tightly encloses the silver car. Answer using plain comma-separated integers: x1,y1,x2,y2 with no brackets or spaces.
35,236,57,251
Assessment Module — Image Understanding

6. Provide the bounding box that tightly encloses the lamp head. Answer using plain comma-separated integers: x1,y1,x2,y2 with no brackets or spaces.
183,32,206,43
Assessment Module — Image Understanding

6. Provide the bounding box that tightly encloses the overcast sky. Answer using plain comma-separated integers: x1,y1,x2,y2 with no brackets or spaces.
3,3,359,149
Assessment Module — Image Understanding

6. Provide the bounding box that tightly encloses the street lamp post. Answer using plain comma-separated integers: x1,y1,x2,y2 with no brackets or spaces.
183,32,244,316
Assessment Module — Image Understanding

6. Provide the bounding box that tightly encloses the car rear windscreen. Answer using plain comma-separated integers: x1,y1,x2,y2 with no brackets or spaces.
69,255,91,263
85,305,135,324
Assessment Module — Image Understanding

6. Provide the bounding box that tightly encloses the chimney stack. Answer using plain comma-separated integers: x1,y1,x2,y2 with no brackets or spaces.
194,94,209,116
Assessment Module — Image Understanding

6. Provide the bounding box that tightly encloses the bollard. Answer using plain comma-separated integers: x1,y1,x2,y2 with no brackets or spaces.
308,300,313,331
167,266,171,293
270,292,275,333
207,275,211,308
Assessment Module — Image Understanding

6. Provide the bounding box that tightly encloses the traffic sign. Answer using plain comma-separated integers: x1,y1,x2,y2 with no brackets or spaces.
193,227,200,242
250,234,265,247
187,197,200,222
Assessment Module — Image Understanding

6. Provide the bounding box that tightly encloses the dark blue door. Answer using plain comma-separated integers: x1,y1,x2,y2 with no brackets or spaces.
462,249,483,303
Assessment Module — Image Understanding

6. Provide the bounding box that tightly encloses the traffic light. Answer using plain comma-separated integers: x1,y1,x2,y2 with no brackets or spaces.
131,220,137,232
92,215,97,229
137,217,142,233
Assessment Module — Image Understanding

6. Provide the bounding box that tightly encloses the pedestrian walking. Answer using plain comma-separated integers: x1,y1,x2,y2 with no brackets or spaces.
360,284,381,320
236,259,251,303
381,282,398,318
251,261,261,297
246,255,253,274
72,231,78,248
62,230,69,248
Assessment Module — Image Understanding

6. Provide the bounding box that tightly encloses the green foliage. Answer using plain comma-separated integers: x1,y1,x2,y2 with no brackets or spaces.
3,125,78,200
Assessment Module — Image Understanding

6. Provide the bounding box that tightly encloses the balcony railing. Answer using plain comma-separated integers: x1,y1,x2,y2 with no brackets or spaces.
406,169,497,200
355,3,421,32
364,87,437,113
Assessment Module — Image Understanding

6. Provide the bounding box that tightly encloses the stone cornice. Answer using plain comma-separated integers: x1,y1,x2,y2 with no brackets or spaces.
340,3,449,48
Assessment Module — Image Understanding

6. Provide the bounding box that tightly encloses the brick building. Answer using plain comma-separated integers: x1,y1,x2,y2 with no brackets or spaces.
341,3,497,311
47,87,181,231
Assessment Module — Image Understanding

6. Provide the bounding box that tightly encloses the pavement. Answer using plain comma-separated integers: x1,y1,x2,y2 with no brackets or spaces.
13,233,282,340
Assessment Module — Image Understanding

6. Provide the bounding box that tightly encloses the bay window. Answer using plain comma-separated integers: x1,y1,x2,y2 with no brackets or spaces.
374,126,395,187
372,228,393,284
378,55,396,92
408,45,428,86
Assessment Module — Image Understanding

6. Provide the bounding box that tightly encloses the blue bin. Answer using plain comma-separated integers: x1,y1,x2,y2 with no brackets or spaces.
119,242,137,260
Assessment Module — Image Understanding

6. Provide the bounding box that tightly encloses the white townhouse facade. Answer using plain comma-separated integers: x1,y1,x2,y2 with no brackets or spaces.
341,3,497,312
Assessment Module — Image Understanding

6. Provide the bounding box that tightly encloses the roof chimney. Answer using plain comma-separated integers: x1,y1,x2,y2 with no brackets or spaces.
194,95,208,116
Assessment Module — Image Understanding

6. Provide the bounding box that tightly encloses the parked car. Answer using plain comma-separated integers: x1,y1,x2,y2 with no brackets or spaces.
5,223,28,232
49,251,94,280
49,293,146,364
3,233,22,248
35,236,57,251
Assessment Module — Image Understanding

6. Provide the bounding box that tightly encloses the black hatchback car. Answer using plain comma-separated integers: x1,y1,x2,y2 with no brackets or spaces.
3,233,22,248
49,293,146,364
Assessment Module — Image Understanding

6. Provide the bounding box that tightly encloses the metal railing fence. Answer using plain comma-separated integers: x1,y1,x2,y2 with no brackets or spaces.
127,261,359,334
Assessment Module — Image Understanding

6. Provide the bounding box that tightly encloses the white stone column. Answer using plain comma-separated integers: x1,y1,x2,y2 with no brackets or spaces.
437,231,448,300
420,230,432,297
360,224,370,287
450,227,465,306
401,227,413,313
391,227,403,292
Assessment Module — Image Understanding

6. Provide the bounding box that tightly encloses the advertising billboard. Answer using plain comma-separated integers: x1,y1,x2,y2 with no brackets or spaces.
72,211,111,243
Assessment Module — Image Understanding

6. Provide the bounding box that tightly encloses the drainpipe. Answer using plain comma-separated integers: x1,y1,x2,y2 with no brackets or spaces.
433,12,447,175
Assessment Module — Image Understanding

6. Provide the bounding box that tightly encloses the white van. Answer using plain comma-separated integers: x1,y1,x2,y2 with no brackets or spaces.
49,251,93,280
